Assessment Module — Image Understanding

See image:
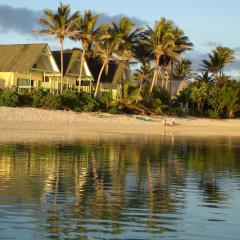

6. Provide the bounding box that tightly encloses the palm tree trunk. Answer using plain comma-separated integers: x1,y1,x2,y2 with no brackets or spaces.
169,60,174,96
161,65,165,89
149,58,159,95
136,78,143,103
78,49,86,93
94,63,105,99
60,40,64,95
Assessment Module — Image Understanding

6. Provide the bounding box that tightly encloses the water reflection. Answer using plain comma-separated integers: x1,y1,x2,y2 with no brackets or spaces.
0,136,240,239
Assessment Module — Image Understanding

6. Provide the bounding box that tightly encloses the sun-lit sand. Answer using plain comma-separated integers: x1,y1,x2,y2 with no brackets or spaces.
0,107,239,142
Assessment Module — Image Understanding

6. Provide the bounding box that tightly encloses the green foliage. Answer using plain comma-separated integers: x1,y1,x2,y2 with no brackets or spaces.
43,93,61,110
152,87,171,105
18,94,33,106
61,89,79,109
108,107,118,114
79,92,99,112
32,90,45,108
98,92,113,111
207,110,220,119
0,89,19,107
190,82,208,115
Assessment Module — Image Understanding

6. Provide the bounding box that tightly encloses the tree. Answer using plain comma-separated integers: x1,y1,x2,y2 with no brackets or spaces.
35,3,80,94
196,72,214,83
134,63,154,93
73,11,110,93
168,28,193,93
190,81,208,115
201,46,235,84
93,33,121,99
140,18,178,94
172,59,195,81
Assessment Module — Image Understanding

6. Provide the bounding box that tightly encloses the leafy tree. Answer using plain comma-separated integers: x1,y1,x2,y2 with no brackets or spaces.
35,3,80,94
190,82,208,115
140,18,179,94
173,59,195,81
73,11,110,92
201,46,235,84
93,30,121,99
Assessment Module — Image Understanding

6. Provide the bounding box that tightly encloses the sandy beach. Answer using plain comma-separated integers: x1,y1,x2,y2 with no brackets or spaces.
0,107,239,141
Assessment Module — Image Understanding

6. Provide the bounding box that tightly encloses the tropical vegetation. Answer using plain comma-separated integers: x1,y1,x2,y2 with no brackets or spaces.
1,2,237,118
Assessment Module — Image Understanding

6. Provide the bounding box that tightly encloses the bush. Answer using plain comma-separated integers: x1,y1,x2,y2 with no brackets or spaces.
207,109,220,119
98,92,112,111
0,89,19,107
61,89,79,109
43,93,61,110
153,87,171,105
18,94,33,106
108,107,118,114
79,93,99,112
32,90,45,108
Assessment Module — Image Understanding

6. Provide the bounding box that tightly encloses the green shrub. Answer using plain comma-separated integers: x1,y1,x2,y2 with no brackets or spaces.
43,93,61,110
32,90,45,108
79,93,99,112
61,89,79,109
0,89,19,107
18,94,33,106
98,92,112,111
108,107,118,114
153,87,171,105
74,107,82,112
207,109,220,119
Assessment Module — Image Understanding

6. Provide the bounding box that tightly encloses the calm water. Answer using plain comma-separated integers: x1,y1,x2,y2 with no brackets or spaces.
0,136,240,240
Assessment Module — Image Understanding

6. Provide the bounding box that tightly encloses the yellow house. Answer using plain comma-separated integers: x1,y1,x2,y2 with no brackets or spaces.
0,43,60,92
52,49,94,93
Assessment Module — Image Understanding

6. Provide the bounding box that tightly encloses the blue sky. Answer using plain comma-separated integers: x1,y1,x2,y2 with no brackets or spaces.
1,0,240,73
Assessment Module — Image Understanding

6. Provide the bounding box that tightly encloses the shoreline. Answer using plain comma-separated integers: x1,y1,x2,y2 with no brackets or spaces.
0,107,240,142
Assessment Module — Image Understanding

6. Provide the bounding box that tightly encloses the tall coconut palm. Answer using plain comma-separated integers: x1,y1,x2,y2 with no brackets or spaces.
110,17,142,98
172,59,195,81
140,18,178,94
196,72,213,83
93,34,121,99
35,3,80,94
73,11,110,93
201,46,235,83
168,28,193,92
111,17,141,61
134,63,154,102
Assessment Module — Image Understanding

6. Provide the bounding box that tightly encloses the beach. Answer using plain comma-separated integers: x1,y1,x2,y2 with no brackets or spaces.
0,107,239,142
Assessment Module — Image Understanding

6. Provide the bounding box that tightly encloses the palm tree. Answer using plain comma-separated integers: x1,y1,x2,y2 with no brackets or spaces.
110,17,142,97
140,18,178,94
172,59,195,81
134,63,154,92
73,11,110,93
111,17,141,61
35,3,80,94
201,46,235,83
168,28,193,92
93,33,121,99
196,72,213,83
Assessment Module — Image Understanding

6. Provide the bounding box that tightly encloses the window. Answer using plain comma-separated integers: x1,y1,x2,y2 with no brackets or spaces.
17,78,30,86
43,76,49,82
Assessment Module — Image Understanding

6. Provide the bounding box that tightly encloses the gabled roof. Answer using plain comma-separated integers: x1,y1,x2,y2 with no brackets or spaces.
52,49,92,79
0,43,47,72
87,58,132,84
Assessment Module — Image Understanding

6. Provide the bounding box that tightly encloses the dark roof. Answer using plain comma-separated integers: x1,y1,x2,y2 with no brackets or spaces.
0,43,47,72
52,49,89,78
87,58,132,84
